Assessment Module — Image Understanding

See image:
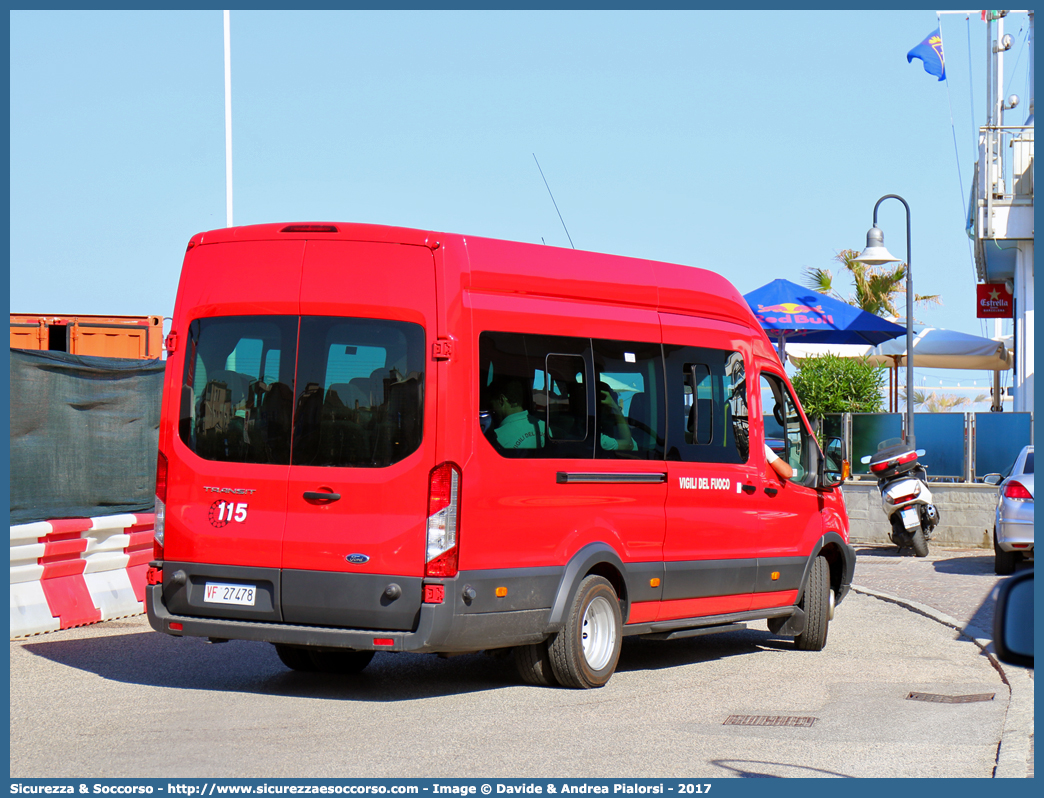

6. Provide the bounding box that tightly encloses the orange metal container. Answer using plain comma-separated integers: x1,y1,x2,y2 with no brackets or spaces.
10,314,164,359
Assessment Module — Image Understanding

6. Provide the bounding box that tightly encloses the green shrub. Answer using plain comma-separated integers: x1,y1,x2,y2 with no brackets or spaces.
791,354,885,420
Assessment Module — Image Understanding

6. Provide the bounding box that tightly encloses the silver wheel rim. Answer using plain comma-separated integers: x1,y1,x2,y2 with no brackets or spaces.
581,595,616,671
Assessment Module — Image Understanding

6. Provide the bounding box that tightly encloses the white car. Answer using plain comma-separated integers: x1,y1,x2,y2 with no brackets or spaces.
983,445,1034,575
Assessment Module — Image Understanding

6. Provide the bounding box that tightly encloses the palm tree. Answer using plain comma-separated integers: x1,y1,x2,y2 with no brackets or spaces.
905,389,989,413
803,249,941,319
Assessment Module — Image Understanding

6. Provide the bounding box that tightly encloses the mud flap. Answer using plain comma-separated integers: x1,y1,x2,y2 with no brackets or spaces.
770,607,806,637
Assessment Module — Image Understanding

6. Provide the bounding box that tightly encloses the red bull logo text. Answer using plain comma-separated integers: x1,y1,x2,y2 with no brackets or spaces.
756,302,834,326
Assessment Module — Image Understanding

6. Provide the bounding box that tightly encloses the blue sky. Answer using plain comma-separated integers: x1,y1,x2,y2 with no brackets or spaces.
9,10,1033,396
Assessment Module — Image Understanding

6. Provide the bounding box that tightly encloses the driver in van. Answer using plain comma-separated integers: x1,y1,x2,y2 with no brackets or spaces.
766,397,795,479
766,440,794,480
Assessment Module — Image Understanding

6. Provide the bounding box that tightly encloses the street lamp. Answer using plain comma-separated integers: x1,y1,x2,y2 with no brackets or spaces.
854,194,915,449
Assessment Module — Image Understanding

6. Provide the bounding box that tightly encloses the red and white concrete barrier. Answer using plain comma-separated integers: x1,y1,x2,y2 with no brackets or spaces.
10,513,155,639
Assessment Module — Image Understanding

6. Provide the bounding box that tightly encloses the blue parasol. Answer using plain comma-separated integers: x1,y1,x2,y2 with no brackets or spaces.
744,278,906,361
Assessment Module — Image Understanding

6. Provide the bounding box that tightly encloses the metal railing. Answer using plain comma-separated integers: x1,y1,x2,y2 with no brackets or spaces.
975,124,1034,238
828,411,1033,482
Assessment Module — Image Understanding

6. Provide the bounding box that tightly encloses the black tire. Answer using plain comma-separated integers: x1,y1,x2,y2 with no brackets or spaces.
274,644,317,671
911,527,929,558
514,642,558,686
795,557,830,651
309,649,375,674
889,515,910,554
994,529,1018,576
547,575,623,689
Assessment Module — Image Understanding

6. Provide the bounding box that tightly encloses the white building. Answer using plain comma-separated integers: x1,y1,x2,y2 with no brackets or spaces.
969,10,1034,417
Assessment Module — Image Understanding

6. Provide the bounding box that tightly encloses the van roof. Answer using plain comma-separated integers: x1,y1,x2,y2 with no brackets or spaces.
188,222,773,351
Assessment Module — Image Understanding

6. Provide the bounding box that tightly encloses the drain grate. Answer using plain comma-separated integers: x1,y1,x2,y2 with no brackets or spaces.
906,692,995,704
724,715,817,727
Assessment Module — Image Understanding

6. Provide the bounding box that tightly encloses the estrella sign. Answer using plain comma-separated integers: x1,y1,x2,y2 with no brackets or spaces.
976,283,1013,318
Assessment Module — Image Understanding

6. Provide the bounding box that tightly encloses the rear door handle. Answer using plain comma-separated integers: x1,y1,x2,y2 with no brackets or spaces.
740,483,757,495
304,491,341,503
763,486,778,497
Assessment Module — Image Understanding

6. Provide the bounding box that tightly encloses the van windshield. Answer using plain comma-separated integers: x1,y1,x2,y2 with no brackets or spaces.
178,315,425,467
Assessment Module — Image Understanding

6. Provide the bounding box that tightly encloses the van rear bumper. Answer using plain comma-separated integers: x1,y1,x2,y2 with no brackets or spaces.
145,584,550,653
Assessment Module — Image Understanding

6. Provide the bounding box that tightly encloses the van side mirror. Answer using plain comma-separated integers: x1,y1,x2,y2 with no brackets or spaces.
820,437,845,488
994,570,1034,668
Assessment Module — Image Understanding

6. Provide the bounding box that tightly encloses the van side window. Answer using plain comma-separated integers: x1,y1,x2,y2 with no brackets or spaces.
664,345,749,464
293,317,425,468
479,332,592,458
593,339,665,460
760,372,814,485
178,316,299,464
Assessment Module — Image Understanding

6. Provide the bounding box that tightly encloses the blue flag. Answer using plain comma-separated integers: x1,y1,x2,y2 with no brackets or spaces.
907,27,945,81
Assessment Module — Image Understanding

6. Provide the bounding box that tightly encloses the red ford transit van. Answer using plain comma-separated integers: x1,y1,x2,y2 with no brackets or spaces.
147,222,855,688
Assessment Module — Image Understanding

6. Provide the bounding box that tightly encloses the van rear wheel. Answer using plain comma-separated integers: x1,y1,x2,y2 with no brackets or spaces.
514,642,558,686
309,649,375,674
795,557,830,651
547,575,622,689
274,644,317,671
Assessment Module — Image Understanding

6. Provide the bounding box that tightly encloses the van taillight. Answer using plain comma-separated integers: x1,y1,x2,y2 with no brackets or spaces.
156,451,168,503
154,451,168,561
425,462,461,578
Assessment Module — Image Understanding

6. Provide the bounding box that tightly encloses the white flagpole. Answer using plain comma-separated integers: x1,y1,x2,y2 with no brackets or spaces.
224,10,233,228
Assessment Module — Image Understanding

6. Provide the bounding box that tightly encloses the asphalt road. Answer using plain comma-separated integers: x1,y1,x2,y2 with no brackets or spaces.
10,582,1009,779
850,543,1028,635
850,543,1034,778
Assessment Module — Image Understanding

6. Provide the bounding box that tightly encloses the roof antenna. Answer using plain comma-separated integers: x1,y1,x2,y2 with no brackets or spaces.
533,153,575,249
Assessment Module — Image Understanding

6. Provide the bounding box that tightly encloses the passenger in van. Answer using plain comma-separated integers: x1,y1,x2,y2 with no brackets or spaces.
485,375,635,452
487,375,545,449
597,383,634,452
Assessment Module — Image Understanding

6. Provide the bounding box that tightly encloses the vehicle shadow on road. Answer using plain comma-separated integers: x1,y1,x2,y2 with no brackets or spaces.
18,621,784,700
17,629,522,701
617,626,789,674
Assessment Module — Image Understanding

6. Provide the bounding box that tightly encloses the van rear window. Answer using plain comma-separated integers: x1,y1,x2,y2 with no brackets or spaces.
178,315,424,467
293,317,425,468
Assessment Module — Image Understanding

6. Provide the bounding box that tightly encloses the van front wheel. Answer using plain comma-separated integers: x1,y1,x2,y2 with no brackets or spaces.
795,556,830,651
548,575,622,688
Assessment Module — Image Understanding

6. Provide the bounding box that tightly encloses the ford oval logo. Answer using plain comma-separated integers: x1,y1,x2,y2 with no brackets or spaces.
345,554,370,565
